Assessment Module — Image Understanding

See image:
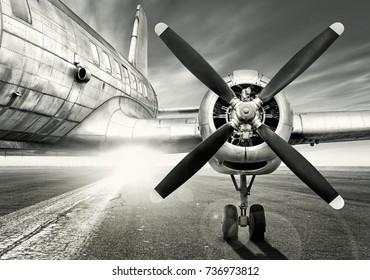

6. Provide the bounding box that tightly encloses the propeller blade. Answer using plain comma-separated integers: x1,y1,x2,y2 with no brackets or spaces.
155,23,235,103
257,124,344,209
151,123,235,202
258,22,344,103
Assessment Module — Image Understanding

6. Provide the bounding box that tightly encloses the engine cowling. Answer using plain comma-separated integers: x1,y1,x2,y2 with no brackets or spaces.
198,70,294,175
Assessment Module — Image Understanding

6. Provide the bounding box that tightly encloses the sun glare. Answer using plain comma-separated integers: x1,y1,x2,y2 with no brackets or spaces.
100,145,165,186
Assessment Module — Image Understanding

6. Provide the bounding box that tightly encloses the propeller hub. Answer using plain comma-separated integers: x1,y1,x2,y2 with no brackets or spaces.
235,102,257,123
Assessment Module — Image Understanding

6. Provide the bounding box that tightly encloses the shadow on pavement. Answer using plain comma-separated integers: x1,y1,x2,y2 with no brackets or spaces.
227,239,288,260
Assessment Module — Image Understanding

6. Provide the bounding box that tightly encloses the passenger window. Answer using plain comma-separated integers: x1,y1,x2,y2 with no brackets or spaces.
129,72,137,90
137,80,143,94
121,64,129,84
113,60,122,80
143,84,148,98
102,51,112,73
90,42,100,65
10,0,32,24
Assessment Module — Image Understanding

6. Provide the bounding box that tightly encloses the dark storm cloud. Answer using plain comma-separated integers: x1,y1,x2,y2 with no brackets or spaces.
62,0,370,111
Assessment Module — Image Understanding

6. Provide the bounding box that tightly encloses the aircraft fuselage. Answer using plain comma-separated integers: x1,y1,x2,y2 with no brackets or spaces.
0,0,157,149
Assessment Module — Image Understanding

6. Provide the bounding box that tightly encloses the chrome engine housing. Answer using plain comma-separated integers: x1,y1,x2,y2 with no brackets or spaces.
198,70,294,175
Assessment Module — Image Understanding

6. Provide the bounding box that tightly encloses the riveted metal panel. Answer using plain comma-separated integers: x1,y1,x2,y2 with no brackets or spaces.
29,75,47,93
25,115,50,133
0,0,157,146
37,118,62,135
42,21,59,42
75,29,90,61
12,111,39,131
9,89,42,111
0,108,19,129
23,57,40,76
33,94,64,116
24,40,42,61
55,100,74,119
1,109,43,134
65,81,82,105
53,58,71,76
52,121,77,137
1,0,12,16
0,80,18,106
42,35,56,57
104,83,118,97
26,4,42,31
0,48,24,84
40,48,55,67
75,106,92,122
2,15,26,39
58,84,71,101
89,74,100,89
17,72,34,93
25,27,43,46
67,103,83,122
49,67,65,85
37,62,53,80
61,66,75,89
76,92,95,108
76,89,93,107
54,40,69,61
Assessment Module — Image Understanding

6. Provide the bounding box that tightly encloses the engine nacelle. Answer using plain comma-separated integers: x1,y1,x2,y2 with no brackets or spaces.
198,70,294,175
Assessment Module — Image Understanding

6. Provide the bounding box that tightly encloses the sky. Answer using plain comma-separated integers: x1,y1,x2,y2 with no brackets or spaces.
60,0,370,165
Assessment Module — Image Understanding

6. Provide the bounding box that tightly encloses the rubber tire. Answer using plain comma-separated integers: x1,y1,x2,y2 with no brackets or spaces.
222,204,238,241
249,204,266,242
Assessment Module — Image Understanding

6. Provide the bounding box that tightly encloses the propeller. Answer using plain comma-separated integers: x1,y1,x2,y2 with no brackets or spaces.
152,22,345,209
258,22,344,103
257,124,344,209
155,23,235,104
151,123,235,202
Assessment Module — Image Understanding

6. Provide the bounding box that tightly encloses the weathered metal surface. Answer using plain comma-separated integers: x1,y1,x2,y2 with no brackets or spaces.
290,111,370,145
0,0,157,147
61,96,201,153
198,70,293,175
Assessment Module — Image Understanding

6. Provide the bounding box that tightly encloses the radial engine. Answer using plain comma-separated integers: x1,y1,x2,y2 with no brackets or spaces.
198,70,293,175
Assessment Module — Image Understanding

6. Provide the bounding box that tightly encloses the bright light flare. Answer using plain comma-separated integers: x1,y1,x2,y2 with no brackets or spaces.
100,145,163,187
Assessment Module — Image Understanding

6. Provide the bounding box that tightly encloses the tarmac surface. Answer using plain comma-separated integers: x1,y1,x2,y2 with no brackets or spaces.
0,165,369,260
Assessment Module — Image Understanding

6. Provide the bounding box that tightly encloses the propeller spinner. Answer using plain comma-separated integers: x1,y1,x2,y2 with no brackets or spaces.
151,22,345,210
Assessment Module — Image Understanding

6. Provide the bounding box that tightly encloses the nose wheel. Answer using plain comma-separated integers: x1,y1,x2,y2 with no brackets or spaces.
222,175,265,241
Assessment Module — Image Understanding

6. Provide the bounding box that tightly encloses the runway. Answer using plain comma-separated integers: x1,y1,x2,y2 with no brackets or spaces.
0,165,369,260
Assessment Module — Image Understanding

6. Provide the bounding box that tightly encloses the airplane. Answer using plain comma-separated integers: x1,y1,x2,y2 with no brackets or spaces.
1,0,370,242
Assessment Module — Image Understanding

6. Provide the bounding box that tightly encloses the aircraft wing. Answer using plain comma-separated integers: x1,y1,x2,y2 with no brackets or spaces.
289,111,370,145
61,100,202,154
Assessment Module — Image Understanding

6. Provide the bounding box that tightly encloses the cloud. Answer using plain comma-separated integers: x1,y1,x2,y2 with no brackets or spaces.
61,0,370,165
63,0,370,111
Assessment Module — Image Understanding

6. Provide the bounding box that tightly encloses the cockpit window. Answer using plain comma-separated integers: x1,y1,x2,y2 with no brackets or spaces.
10,0,32,24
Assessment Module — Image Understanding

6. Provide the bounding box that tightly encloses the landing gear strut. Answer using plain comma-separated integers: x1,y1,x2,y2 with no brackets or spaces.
222,175,265,241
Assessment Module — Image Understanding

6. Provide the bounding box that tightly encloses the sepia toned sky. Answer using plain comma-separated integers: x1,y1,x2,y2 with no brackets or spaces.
62,0,370,165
